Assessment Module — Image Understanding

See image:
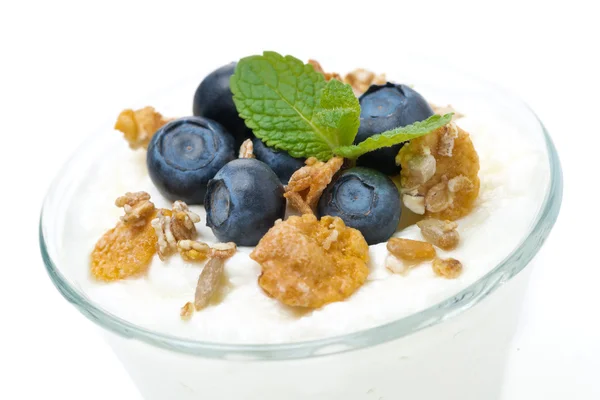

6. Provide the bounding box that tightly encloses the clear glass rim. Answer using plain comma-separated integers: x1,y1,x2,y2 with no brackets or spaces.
39,90,563,361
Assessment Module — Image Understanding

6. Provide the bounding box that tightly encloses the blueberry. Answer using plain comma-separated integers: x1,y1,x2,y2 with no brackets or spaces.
193,62,252,147
147,116,236,205
355,83,434,175
251,138,305,184
205,159,285,246
317,167,401,245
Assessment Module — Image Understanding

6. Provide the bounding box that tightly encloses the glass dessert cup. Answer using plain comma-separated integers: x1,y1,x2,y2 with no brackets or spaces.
40,56,562,400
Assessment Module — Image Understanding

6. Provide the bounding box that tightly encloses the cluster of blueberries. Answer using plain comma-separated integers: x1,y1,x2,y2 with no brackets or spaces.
147,63,434,247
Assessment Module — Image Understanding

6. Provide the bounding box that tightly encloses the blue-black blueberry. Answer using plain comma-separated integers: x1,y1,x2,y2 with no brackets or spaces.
205,159,286,246
147,116,236,205
355,83,434,175
317,167,401,245
251,138,305,184
193,62,252,147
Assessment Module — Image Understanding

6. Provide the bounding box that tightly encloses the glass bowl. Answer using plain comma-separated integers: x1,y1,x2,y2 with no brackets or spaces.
40,56,562,400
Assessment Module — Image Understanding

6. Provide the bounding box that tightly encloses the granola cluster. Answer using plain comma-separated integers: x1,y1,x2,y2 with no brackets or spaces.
114,106,170,150
309,59,386,96
396,122,480,221
284,157,344,215
251,214,369,308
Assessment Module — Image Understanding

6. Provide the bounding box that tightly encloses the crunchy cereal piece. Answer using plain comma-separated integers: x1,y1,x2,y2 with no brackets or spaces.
344,68,386,96
432,257,463,279
239,139,254,159
170,201,200,242
397,123,480,220
178,240,210,262
251,214,369,308
151,209,176,260
115,191,155,227
114,106,170,150
284,157,344,215
308,59,343,81
402,194,426,215
180,302,195,320
387,238,436,262
91,217,157,282
195,258,225,310
430,103,464,120
210,242,237,259
417,219,460,250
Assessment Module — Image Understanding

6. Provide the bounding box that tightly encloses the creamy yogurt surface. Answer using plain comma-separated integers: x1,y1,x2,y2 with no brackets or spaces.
59,95,550,344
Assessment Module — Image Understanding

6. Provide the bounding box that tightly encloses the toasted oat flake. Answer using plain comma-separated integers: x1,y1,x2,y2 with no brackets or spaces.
151,210,177,261
402,194,426,215
194,258,225,310
239,139,254,159
251,214,369,308
417,219,460,251
285,157,344,215
437,122,459,157
425,177,452,213
180,302,195,320
387,238,436,262
114,106,170,150
432,257,463,279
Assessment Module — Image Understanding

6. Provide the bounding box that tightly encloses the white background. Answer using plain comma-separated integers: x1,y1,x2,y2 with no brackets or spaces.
1,0,598,398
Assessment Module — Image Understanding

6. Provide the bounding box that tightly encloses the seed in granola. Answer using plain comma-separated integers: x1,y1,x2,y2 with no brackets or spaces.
239,139,254,159
194,257,226,310
180,302,195,321
432,257,463,279
115,191,155,227
178,240,210,262
387,238,436,262
284,157,344,215
397,123,480,220
417,219,460,251
251,214,369,308
114,106,170,150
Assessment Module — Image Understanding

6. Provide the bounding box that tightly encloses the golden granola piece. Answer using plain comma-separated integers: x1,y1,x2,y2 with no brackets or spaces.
417,219,460,251
387,238,436,262
309,59,385,96
344,68,386,96
239,139,254,159
308,59,343,81
115,191,155,227
210,242,237,259
251,214,369,308
430,104,464,121
284,157,344,215
170,201,200,242
432,257,463,279
91,213,157,282
114,106,170,150
180,302,195,321
397,123,480,220
177,240,210,262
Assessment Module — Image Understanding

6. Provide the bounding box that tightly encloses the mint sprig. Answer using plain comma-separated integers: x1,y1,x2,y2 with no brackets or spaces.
231,51,450,161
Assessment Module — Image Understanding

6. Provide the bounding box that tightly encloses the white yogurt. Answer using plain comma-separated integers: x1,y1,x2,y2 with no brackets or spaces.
62,111,549,344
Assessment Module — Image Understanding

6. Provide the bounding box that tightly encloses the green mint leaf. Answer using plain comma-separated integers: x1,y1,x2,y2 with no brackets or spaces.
230,51,360,160
334,114,453,159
